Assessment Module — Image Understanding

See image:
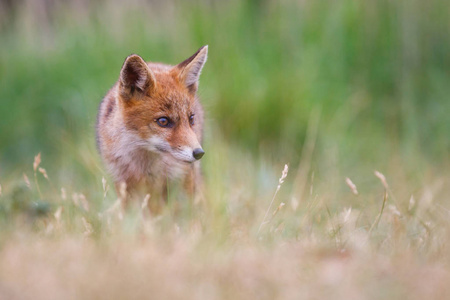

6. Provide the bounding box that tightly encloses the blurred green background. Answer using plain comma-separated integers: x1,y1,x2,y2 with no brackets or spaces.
0,0,449,184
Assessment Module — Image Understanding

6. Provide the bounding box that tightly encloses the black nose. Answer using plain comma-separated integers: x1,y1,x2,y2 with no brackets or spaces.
193,148,205,160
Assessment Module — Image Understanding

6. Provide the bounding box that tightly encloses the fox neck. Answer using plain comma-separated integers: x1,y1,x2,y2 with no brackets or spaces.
108,129,190,185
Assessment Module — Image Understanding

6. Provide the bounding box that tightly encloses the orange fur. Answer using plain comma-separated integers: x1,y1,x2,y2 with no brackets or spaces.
96,46,208,208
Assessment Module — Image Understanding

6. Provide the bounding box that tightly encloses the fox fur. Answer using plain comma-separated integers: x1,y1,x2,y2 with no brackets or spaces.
96,46,208,208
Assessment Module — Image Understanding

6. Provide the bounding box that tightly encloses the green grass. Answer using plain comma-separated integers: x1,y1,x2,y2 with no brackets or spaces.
0,0,449,299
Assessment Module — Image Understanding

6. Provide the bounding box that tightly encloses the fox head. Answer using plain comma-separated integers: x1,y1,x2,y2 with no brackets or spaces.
117,46,208,163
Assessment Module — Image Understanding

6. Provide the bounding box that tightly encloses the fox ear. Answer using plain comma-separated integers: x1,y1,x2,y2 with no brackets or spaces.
119,54,156,100
176,45,208,93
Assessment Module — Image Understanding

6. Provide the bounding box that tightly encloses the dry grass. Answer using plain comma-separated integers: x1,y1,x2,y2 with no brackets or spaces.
0,146,449,300
1,235,449,300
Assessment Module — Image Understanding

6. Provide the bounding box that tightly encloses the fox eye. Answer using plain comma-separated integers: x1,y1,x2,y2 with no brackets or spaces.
156,117,170,127
189,114,195,126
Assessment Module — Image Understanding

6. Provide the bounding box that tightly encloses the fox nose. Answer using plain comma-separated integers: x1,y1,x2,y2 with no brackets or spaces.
193,148,205,160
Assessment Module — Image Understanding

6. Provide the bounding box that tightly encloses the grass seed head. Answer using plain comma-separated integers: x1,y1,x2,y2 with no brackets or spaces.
388,205,401,217
102,177,109,198
374,170,389,189
33,153,41,172
341,207,352,223
279,164,289,185
38,167,49,180
345,177,358,195
54,206,63,222
23,173,31,189
142,194,150,210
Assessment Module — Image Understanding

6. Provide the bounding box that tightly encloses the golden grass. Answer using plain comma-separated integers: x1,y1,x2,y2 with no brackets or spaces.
0,143,449,300
1,230,449,299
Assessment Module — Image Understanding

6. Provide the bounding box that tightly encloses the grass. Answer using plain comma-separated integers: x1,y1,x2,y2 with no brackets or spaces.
1,143,449,299
0,0,450,299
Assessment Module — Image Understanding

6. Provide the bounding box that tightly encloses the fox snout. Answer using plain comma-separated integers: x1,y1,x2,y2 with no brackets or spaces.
148,135,205,163
168,145,204,163
193,148,205,160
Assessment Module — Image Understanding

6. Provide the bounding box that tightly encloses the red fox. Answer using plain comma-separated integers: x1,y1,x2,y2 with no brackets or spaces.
96,46,208,209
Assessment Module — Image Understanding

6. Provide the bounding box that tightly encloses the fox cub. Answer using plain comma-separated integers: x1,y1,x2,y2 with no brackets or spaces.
97,46,208,208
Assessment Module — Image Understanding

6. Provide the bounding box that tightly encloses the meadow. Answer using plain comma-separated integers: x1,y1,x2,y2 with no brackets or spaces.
0,0,449,299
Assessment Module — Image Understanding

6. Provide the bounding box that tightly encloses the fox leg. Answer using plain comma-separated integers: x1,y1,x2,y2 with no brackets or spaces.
183,163,204,205
142,177,168,215
114,178,163,213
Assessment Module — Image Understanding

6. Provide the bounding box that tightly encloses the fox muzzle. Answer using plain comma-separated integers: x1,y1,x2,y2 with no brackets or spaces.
193,148,205,160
